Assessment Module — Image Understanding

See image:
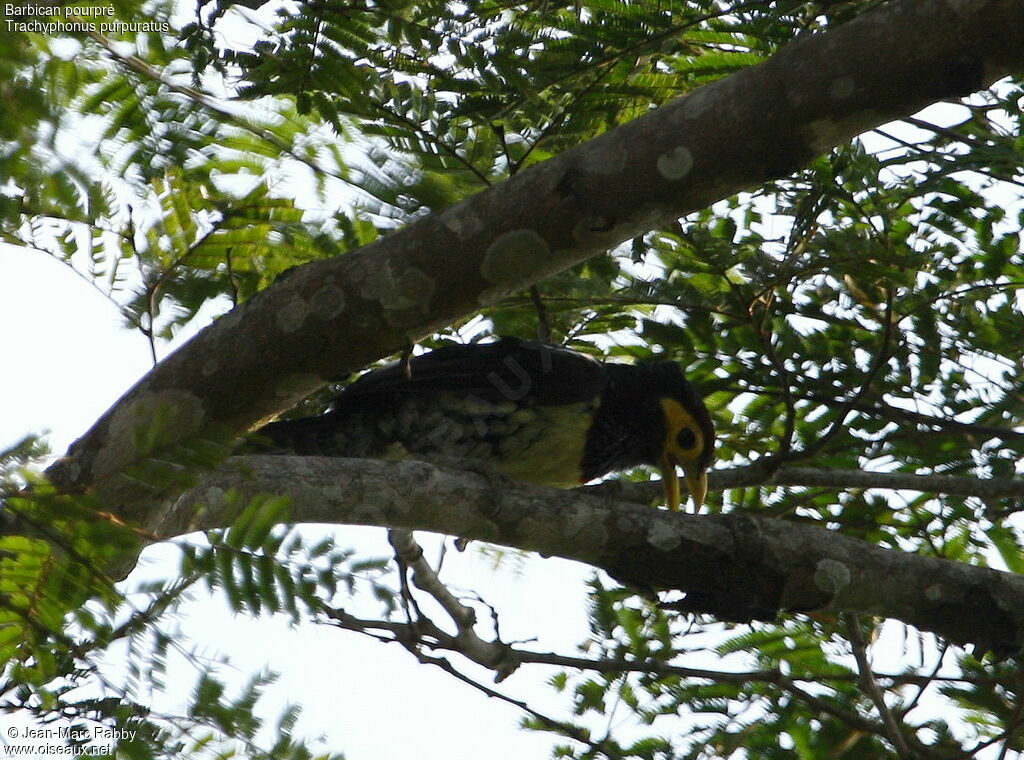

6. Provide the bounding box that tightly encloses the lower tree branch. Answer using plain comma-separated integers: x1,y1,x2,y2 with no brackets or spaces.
320,599,1001,690
158,456,1024,655
581,465,1024,505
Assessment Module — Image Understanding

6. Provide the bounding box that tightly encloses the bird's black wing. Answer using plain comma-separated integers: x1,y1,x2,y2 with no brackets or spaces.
332,337,609,410
246,338,610,455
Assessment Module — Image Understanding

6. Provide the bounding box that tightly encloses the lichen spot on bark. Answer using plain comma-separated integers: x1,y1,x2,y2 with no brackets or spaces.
310,284,346,319
807,119,841,154
357,263,434,313
440,206,484,238
481,229,550,285
806,112,876,154
671,88,711,124
358,262,397,302
647,519,683,552
200,486,229,509
657,146,693,181
814,558,851,595
562,508,609,548
627,203,671,238
519,513,565,550
276,295,311,333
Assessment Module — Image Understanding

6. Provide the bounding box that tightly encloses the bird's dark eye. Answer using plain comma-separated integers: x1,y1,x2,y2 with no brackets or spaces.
676,428,697,450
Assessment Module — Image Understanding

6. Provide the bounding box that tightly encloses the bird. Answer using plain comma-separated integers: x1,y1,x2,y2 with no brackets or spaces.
249,337,715,511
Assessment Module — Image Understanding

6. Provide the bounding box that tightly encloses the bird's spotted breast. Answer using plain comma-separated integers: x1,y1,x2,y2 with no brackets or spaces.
334,394,595,488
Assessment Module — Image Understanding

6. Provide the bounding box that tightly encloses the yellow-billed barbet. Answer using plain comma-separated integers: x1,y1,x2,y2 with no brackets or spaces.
251,338,714,510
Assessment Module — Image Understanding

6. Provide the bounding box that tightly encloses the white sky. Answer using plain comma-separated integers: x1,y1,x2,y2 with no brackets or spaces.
0,250,154,455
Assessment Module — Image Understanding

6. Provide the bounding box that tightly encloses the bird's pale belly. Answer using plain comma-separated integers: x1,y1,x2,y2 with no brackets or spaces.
339,395,596,487
487,404,594,487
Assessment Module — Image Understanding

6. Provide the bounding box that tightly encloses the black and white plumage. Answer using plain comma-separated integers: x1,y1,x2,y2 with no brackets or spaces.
250,338,715,510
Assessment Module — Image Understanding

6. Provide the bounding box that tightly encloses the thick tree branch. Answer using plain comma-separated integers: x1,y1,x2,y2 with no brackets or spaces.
164,456,1024,655
44,0,1024,523
582,465,1024,505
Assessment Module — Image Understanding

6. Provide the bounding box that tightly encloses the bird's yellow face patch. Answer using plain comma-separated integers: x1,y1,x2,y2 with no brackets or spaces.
659,398,709,512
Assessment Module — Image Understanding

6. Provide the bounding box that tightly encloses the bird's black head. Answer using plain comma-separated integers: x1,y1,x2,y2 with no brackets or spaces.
647,362,716,511
589,360,715,511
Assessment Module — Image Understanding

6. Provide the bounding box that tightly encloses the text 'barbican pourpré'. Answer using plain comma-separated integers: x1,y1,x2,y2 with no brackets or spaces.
5,3,113,15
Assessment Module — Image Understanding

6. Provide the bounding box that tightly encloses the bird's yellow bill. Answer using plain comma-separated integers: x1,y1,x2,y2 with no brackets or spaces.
659,451,682,511
685,469,708,512
659,452,707,512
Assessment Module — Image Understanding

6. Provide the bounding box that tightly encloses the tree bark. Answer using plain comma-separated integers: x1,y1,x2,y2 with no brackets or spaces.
165,456,1024,655
44,0,1024,526
592,466,1024,504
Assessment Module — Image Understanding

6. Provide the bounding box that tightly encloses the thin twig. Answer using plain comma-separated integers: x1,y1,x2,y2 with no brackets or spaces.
388,529,519,679
754,290,796,471
899,641,949,719
748,386,1024,441
407,648,626,760
320,608,1017,690
530,285,552,343
845,613,913,758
